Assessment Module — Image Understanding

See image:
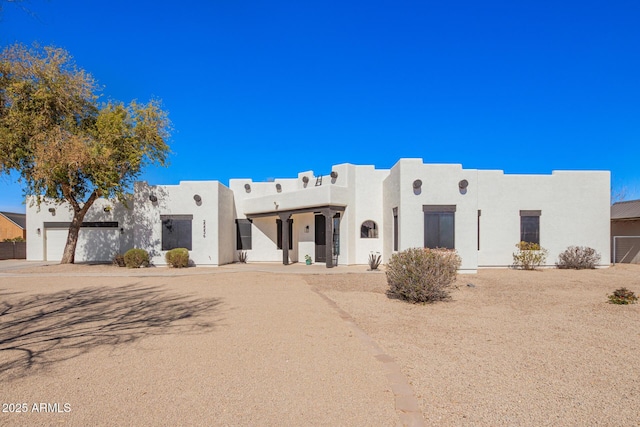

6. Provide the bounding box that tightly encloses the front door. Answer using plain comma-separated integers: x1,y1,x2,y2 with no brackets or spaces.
315,214,326,263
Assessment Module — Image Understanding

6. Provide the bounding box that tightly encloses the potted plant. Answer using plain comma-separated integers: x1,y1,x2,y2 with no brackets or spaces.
304,254,312,265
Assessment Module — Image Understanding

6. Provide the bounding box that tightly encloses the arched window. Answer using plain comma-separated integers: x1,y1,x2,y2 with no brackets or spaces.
360,220,378,238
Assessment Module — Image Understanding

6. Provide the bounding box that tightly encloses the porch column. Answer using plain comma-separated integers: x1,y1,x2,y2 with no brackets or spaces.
322,209,334,268
279,213,291,265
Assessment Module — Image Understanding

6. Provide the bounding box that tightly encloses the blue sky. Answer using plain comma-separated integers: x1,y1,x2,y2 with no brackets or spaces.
1,0,639,212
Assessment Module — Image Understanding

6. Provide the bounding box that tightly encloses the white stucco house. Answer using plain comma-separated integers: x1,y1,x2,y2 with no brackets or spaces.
26,158,611,271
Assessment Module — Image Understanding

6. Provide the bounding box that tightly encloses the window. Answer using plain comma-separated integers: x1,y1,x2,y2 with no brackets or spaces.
477,210,481,250
423,205,456,249
333,213,341,256
360,220,378,238
520,210,541,244
276,218,293,250
161,215,193,250
393,207,398,251
236,219,252,250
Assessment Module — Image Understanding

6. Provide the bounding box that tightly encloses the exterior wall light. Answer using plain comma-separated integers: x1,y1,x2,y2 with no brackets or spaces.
413,179,422,189
244,184,251,193
48,207,56,215
276,183,282,193
149,194,158,203
103,206,112,212
120,227,124,234
459,179,469,190
305,225,310,233
330,171,338,179
37,228,41,236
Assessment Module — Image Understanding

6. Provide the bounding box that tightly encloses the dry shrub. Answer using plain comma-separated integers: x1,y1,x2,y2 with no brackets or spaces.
556,246,601,269
386,247,461,303
165,248,189,268
512,242,548,270
124,248,149,268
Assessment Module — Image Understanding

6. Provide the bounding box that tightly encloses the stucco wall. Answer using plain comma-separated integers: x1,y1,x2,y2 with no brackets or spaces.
134,181,226,266
387,160,479,272
382,161,402,263
477,170,610,267
216,182,236,265
352,165,387,265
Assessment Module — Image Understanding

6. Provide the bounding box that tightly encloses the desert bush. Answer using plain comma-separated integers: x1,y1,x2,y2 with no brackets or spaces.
608,288,638,305
124,248,150,268
556,246,601,269
112,253,125,267
512,242,548,270
238,250,248,263
368,252,382,270
165,248,189,268
386,247,461,303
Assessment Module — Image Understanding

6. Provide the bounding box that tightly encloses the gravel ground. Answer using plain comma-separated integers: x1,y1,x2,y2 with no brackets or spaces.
1,262,639,426
306,264,640,426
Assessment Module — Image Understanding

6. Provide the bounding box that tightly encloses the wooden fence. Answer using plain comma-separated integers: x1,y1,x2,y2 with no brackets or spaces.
0,242,27,260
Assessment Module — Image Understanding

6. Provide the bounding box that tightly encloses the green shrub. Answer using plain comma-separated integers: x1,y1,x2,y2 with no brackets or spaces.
556,246,601,269
608,288,638,305
512,242,548,270
165,248,190,268
112,253,125,267
124,248,149,268
386,247,461,303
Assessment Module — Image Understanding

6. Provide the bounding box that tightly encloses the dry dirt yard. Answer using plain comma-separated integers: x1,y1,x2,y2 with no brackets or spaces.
0,262,639,426
307,264,640,426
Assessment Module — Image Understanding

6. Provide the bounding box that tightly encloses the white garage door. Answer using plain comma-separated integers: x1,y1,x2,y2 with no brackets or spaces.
45,229,68,262
45,227,120,262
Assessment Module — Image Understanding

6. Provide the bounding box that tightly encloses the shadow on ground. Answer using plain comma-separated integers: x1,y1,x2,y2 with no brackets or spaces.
0,284,222,380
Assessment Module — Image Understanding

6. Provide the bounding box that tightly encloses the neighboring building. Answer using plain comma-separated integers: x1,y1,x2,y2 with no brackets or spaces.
611,199,640,264
26,159,611,271
0,211,26,241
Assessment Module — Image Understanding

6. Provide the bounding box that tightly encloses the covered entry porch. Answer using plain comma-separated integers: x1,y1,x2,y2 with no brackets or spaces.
246,205,345,268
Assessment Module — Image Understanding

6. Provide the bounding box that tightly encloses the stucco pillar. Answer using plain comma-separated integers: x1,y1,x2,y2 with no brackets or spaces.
279,213,291,265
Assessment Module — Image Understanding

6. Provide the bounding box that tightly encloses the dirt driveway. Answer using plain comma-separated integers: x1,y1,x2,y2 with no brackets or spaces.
0,268,400,426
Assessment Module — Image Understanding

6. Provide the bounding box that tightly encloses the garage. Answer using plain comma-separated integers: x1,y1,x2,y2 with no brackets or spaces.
44,222,120,262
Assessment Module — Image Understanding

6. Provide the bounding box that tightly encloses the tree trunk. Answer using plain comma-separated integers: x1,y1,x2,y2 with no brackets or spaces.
60,212,86,264
59,190,100,264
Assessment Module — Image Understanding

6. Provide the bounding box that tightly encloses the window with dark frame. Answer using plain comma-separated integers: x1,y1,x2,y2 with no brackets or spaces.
520,210,541,244
423,205,456,250
477,210,481,250
161,215,193,251
393,207,398,251
276,218,293,250
333,213,341,256
236,219,252,250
